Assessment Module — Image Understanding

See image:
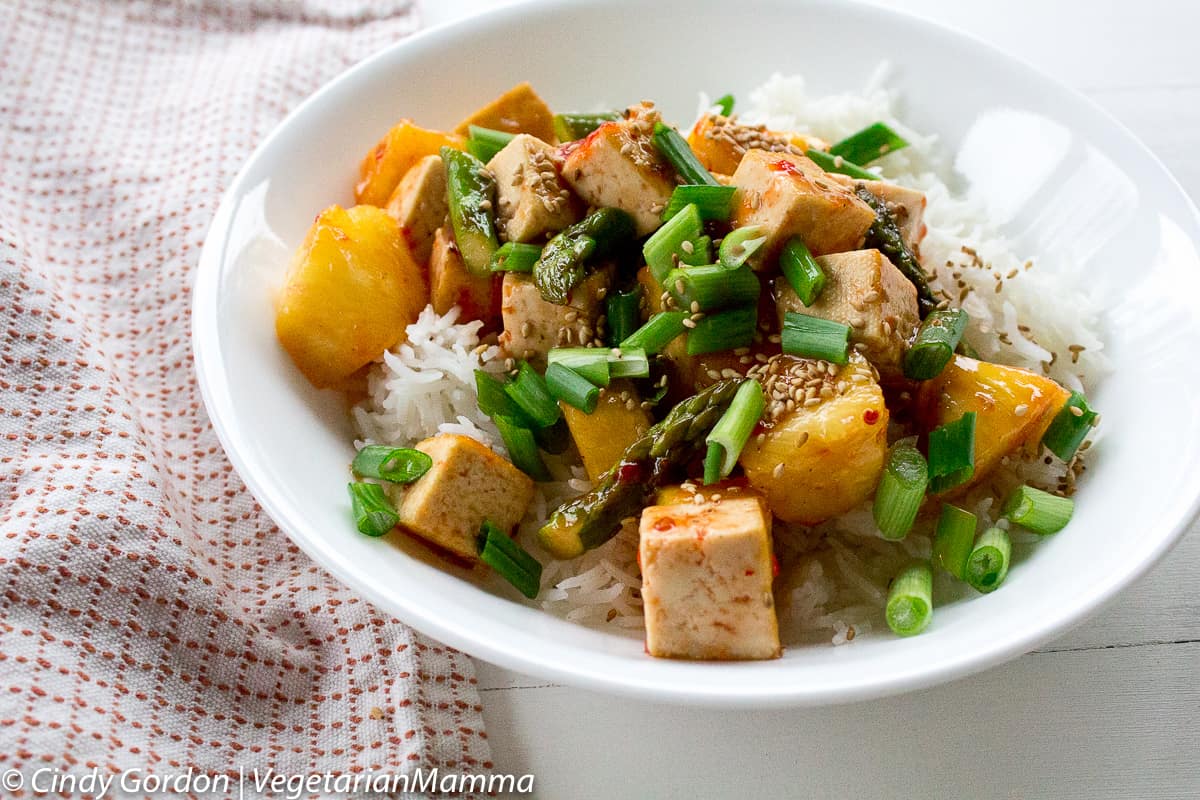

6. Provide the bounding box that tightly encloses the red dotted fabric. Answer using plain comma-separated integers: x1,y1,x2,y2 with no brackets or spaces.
0,0,493,788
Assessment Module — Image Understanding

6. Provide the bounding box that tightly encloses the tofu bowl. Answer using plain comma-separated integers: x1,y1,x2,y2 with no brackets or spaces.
193,0,1200,705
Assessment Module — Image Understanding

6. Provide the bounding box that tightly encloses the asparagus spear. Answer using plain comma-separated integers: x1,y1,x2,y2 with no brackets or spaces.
553,111,621,142
533,207,635,304
855,185,938,317
441,146,499,276
537,379,742,559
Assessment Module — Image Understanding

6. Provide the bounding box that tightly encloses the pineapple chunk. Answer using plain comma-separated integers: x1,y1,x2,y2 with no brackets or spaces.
560,380,653,482
356,121,462,207
275,205,426,389
429,226,498,329
917,355,1072,491
384,153,448,267
454,82,557,143
739,353,888,523
687,113,823,176
730,150,875,268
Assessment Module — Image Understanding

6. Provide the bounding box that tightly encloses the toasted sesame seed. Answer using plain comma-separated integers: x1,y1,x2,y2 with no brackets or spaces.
1014,404,1029,416
1069,405,1084,417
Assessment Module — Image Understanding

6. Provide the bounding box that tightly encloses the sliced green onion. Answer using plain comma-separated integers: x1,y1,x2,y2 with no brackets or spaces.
1040,391,1098,462
781,312,850,364
475,370,533,426
679,235,712,266
351,445,433,484
489,241,543,273
667,264,760,312
933,503,976,580
805,148,877,181
903,309,969,380
552,111,620,142
1002,485,1074,535
652,121,720,186
702,442,725,486
607,347,650,379
605,288,642,347
713,93,735,116
546,346,649,382
886,562,933,637
686,306,757,355
644,203,704,282
466,125,516,163
662,184,737,223
704,379,764,481
503,362,561,428
873,442,929,540
718,225,766,269
532,418,570,455
927,411,976,493
779,236,826,306
829,122,910,166
965,526,1011,594
478,520,542,599
619,311,688,355
348,482,399,538
545,363,600,414
493,415,550,481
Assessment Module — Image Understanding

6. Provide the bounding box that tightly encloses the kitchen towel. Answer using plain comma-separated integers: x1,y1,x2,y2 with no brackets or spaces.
0,0,493,791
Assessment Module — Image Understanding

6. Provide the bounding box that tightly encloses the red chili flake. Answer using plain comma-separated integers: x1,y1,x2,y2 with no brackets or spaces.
769,159,802,177
863,408,880,425
652,517,674,532
745,569,756,577
616,462,644,484
771,554,780,577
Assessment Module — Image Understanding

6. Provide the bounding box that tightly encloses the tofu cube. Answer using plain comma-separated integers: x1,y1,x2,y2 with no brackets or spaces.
829,174,927,253
776,249,919,378
396,433,534,561
561,104,677,236
429,226,499,330
730,150,875,266
487,134,582,243
384,153,448,267
497,266,611,365
640,495,780,660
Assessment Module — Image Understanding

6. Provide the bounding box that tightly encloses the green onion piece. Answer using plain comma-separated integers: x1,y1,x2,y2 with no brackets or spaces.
705,379,765,479
552,111,621,142
713,93,735,116
545,347,649,381
965,526,1012,594
1040,391,1098,462
619,311,688,355
662,184,737,223
607,347,650,379
477,520,542,599
703,442,725,486
348,482,399,538
466,125,516,163
493,415,550,481
667,264,760,312
933,503,976,580
643,203,704,283
532,417,571,455
927,411,976,493
872,442,929,540
829,122,910,166
886,562,933,637
475,370,533,426
351,445,433,484
1002,485,1074,534
781,312,850,364
805,148,877,181
503,362,562,428
686,306,757,355
489,241,543,273
680,235,712,266
545,363,600,414
652,121,720,186
903,309,969,380
718,226,766,269
605,288,642,347
779,236,826,306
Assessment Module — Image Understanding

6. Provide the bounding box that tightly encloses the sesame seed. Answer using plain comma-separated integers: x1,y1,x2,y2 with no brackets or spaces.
1069,405,1084,417
1014,404,1029,417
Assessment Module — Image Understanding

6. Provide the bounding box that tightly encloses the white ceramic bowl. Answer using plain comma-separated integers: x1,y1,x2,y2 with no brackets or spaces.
194,0,1200,706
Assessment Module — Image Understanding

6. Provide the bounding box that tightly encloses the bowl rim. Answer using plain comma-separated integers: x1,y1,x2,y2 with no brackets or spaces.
193,0,1200,706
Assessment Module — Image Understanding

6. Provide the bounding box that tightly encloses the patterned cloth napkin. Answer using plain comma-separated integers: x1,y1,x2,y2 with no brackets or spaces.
0,0,494,788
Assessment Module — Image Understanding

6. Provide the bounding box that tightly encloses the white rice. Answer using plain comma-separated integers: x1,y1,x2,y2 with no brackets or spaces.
353,69,1107,647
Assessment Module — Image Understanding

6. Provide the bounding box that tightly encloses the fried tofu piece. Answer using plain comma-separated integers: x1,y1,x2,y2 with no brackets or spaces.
497,266,611,365
384,154,448,267
829,174,927,253
687,113,825,176
561,104,677,236
429,226,498,329
396,433,534,561
730,150,875,267
487,134,582,243
776,249,919,379
640,495,780,660
454,82,556,143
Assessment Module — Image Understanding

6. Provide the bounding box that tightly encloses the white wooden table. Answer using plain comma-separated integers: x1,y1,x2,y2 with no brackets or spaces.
424,2,1200,796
